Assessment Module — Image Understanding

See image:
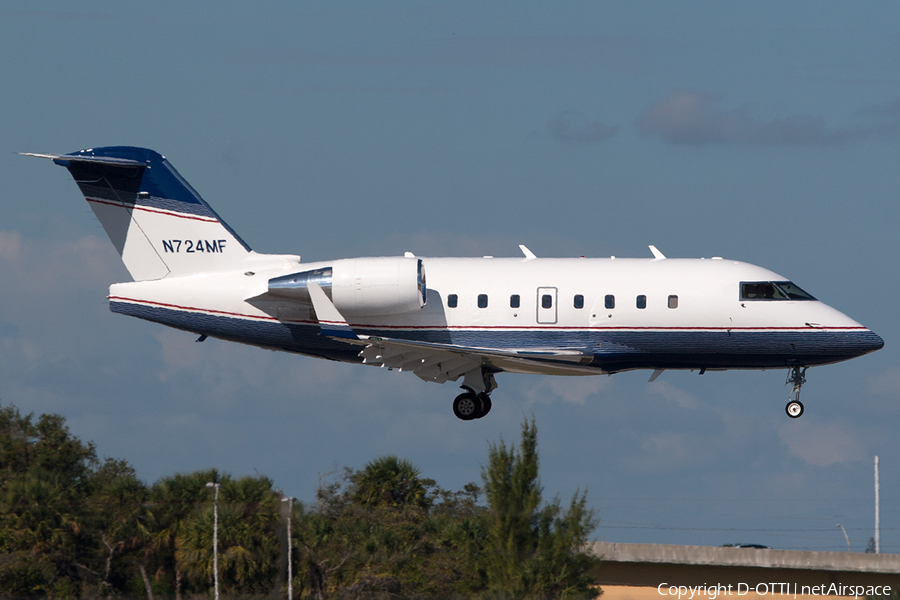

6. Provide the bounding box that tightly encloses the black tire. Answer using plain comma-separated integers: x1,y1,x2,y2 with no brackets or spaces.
477,393,492,418
453,392,480,421
785,400,804,418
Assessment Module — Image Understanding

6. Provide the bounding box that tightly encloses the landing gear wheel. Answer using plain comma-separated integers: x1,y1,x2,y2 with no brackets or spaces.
786,400,804,419
453,392,480,421
477,393,492,418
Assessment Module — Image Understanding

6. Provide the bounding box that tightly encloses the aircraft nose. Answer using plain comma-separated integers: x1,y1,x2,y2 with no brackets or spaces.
862,329,885,354
838,328,885,359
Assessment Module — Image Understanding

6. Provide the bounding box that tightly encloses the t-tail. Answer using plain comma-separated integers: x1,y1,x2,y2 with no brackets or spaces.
24,146,251,281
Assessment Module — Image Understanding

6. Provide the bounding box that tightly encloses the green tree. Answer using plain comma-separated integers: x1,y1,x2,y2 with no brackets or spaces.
175,473,280,596
0,403,157,598
0,404,100,597
294,461,486,600
149,469,221,599
146,469,219,600
0,471,83,597
350,455,430,509
481,417,599,599
85,459,152,598
0,402,601,600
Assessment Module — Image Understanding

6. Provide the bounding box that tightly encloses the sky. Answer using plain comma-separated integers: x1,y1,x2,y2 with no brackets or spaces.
2,1,900,552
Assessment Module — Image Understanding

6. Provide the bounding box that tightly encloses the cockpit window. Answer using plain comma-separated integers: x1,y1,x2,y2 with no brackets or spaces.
740,281,816,301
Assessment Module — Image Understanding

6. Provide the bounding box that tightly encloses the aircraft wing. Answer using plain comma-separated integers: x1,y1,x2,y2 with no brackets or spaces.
300,281,593,383
349,334,594,384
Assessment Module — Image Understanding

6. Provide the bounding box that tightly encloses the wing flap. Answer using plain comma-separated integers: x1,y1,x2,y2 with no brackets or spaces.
350,333,595,385
357,334,593,364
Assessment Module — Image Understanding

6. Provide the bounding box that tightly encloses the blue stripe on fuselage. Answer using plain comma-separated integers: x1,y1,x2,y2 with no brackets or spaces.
109,300,883,372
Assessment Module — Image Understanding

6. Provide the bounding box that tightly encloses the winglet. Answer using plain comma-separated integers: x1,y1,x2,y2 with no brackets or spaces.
519,244,537,260
307,282,358,339
649,245,666,260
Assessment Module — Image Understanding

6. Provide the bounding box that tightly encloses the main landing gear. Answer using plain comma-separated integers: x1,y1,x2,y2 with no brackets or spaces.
785,366,808,419
452,391,492,420
452,367,496,421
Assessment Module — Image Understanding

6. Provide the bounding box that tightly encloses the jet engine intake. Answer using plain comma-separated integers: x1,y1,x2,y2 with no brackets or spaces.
268,257,426,317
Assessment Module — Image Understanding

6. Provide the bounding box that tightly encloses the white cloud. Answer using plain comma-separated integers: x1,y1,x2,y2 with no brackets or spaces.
646,380,702,410
522,375,609,405
0,231,23,263
640,431,690,463
777,421,869,467
636,90,855,146
0,230,121,303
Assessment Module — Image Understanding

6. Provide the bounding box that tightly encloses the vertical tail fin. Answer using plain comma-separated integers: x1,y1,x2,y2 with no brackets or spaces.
44,147,251,281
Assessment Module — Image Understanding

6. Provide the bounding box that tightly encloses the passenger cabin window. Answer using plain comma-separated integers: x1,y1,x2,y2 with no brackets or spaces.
447,294,458,308
741,281,816,301
510,294,520,308
636,295,647,309
605,295,615,309
541,294,553,309
668,295,678,309
574,294,584,309
477,294,488,308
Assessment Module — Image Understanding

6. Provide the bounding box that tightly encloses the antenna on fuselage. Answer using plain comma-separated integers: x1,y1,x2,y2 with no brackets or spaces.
519,244,537,260
649,245,666,260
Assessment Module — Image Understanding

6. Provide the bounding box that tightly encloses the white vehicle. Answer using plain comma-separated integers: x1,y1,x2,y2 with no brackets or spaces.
27,147,883,420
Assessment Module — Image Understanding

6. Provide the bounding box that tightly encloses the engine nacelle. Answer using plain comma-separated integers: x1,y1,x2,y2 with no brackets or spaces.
268,257,426,317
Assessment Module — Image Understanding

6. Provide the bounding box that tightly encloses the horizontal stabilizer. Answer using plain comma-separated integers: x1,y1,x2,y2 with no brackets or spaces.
21,152,145,167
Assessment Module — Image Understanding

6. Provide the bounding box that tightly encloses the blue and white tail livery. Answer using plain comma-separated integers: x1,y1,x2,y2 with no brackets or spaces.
27,147,250,280
27,146,884,421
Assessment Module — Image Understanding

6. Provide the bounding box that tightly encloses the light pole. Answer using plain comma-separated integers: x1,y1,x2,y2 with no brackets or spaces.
206,482,221,600
282,496,294,600
875,455,880,554
836,524,851,552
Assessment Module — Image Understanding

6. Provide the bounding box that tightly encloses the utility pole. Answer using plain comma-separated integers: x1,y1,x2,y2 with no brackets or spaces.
282,496,295,600
206,482,221,600
875,456,880,554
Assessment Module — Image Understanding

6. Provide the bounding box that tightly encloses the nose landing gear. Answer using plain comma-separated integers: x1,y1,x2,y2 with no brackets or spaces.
785,366,807,419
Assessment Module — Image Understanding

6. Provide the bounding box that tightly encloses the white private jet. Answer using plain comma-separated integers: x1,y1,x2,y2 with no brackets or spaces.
26,147,883,420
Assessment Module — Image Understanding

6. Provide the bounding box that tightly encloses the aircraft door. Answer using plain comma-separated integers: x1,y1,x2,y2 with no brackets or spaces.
536,287,557,324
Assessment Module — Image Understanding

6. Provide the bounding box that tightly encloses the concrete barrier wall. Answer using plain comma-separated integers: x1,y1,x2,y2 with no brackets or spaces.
591,542,900,573
588,542,900,588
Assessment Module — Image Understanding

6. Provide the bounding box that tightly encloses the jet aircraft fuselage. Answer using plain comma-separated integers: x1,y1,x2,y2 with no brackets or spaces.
109,255,879,374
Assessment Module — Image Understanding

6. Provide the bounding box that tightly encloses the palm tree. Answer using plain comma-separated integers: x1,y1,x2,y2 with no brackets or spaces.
149,469,220,600
0,472,83,595
350,456,428,508
175,474,280,595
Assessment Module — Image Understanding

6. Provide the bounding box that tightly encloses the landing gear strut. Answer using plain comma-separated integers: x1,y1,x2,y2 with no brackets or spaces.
785,366,807,419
